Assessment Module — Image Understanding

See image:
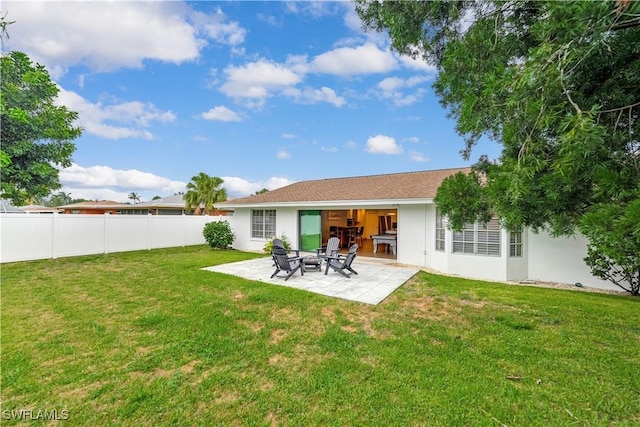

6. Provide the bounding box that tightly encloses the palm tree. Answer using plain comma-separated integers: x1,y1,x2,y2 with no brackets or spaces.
184,172,227,215
128,192,141,204
48,191,72,206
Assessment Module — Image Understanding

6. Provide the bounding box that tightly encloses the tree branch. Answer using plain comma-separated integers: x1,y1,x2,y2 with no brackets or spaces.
611,16,640,31
597,100,640,114
559,63,582,115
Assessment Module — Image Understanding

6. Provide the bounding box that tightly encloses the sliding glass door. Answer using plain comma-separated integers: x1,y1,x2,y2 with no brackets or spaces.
299,210,321,252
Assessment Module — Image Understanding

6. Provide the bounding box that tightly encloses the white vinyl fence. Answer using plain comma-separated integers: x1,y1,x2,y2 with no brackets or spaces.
0,213,232,263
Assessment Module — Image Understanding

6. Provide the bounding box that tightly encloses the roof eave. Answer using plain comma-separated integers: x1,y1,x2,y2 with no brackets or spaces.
216,197,435,209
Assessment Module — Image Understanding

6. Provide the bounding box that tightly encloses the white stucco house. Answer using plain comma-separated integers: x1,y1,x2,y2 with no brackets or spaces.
217,168,618,292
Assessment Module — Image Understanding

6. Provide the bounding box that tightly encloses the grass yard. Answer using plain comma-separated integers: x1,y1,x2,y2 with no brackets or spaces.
1,245,639,426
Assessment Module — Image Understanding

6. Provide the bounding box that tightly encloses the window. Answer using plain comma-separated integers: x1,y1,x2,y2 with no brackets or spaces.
452,218,501,256
251,209,276,239
452,224,476,254
509,230,523,257
435,208,445,252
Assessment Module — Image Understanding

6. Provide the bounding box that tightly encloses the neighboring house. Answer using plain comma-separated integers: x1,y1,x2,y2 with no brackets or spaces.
0,199,25,214
217,167,618,292
58,195,229,216
119,194,229,216
19,204,63,214
58,200,129,214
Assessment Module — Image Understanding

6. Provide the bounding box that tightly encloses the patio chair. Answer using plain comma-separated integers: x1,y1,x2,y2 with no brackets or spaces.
324,244,358,278
272,238,300,256
271,246,304,281
315,237,340,262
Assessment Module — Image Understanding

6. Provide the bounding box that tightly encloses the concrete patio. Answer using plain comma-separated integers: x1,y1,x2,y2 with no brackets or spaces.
202,255,419,305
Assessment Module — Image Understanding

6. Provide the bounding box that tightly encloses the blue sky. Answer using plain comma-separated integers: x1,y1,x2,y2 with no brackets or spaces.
3,1,500,203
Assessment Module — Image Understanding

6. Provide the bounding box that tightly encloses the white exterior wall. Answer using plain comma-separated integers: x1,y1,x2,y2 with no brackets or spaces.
229,209,257,252
444,229,509,282
527,229,618,291
229,207,300,254
276,207,300,249
396,204,430,268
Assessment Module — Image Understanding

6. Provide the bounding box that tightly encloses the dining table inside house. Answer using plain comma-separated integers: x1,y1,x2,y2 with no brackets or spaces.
331,226,361,248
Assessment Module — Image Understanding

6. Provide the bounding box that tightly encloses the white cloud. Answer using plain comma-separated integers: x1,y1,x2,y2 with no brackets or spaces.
60,186,137,204
406,75,433,87
190,7,246,45
284,54,311,75
264,176,294,190
310,43,397,76
282,86,346,107
3,1,246,76
55,88,175,140
215,44,407,109
277,150,292,160
396,52,438,73
405,136,420,143
58,163,187,202
222,176,294,197
201,106,242,122
342,2,364,32
365,135,403,155
60,164,186,191
393,89,427,107
378,77,404,94
409,150,429,162
285,1,338,18
321,146,339,152
219,60,302,108
257,13,281,27
4,1,195,74
62,172,296,202
375,75,431,106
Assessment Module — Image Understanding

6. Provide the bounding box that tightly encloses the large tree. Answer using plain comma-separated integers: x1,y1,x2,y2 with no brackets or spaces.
356,0,640,294
1,51,82,206
184,172,227,215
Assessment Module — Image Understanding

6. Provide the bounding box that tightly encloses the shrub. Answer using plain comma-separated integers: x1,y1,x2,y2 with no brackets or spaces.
203,220,235,249
263,234,291,254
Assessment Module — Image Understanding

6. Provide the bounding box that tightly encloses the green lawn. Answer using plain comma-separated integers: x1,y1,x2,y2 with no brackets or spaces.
2,246,639,426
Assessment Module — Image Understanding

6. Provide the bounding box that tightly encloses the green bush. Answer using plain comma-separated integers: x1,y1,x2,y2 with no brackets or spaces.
263,234,291,254
203,220,235,249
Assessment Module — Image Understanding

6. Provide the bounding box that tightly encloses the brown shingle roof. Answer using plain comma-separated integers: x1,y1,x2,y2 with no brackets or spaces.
58,200,129,209
219,167,470,206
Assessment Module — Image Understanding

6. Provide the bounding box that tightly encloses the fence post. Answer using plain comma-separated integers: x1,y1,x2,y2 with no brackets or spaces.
204,214,210,246
104,212,110,254
182,213,186,247
52,211,59,259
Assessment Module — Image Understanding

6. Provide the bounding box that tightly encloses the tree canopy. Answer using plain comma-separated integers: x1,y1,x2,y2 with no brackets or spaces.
184,172,228,215
356,0,640,294
1,51,82,205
